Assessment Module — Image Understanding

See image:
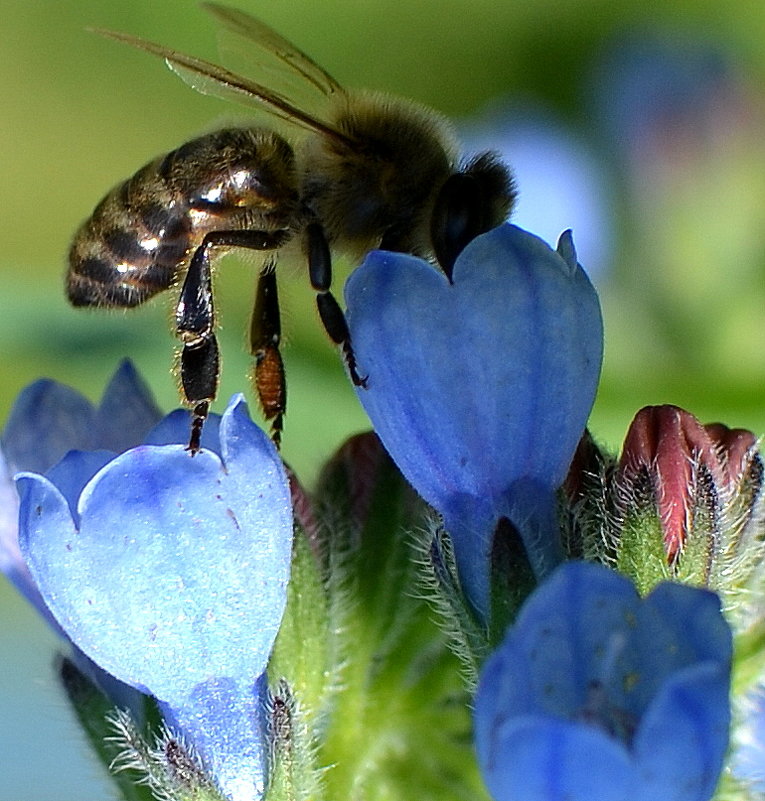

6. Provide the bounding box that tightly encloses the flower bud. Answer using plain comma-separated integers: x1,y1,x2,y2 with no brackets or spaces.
613,405,763,598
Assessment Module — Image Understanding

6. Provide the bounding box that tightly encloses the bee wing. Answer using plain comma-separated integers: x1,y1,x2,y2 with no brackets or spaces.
202,2,343,100
93,28,353,146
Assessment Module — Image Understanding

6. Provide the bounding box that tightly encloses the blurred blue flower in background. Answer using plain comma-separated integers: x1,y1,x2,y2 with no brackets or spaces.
13,392,293,801
461,104,614,281
345,223,603,619
474,561,732,801
591,31,745,162
588,30,765,381
0,360,161,617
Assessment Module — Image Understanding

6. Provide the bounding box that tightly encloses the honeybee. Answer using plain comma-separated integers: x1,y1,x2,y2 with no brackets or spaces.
67,3,516,453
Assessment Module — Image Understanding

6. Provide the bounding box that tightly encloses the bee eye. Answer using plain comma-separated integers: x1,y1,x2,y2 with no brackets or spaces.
431,152,517,278
430,173,487,280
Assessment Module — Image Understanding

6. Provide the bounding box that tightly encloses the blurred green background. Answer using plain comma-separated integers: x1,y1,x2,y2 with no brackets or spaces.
1,0,763,798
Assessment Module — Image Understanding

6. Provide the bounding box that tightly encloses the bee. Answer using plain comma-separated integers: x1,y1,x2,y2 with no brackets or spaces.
67,3,516,453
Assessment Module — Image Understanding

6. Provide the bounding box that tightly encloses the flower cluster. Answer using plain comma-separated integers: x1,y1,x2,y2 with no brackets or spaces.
2,222,762,801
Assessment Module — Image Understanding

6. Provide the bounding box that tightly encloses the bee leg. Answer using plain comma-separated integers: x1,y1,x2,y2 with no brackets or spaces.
200,230,290,447
176,229,289,452
306,222,367,388
250,262,286,448
175,239,219,455
182,340,220,455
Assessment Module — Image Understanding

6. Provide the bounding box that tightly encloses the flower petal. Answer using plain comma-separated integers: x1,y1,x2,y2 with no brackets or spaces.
633,662,730,801
93,359,163,452
45,450,116,522
478,715,633,801
347,223,602,503
622,583,732,718
2,379,95,473
479,562,642,722
160,675,268,801
474,562,732,801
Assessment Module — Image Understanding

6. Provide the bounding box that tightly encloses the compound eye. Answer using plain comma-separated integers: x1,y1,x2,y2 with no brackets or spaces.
430,173,487,280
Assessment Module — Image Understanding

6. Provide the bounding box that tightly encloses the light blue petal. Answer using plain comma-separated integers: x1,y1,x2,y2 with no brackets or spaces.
345,223,602,613
13,470,152,713
0,447,22,578
478,715,633,801
94,359,163,452
2,380,95,473
633,662,731,801
0,448,62,626
45,450,116,522
16,472,81,630
18,400,292,706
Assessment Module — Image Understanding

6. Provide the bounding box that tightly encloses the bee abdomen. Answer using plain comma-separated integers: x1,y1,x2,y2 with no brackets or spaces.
67,163,192,308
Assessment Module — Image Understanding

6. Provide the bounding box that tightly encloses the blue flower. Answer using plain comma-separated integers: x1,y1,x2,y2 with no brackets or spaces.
0,360,162,617
344,223,603,618
16,394,293,801
474,562,732,801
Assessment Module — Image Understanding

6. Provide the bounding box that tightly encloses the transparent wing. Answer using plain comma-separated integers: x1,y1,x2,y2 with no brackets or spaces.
92,28,353,145
202,2,343,99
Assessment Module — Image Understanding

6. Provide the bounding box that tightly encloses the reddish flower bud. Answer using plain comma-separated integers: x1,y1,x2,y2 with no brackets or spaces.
614,405,763,598
619,405,722,561
703,422,759,490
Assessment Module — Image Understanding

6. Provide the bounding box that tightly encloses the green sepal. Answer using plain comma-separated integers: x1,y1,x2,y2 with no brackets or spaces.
263,679,322,801
108,709,226,801
268,525,331,727
673,467,717,587
614,497,672,595
416,524,490,689
299,433,488,801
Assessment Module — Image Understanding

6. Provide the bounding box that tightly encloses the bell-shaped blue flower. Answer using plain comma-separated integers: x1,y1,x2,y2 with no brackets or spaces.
345,223,603,618
474,561,732,801
0,360,162,618
17,395,293,801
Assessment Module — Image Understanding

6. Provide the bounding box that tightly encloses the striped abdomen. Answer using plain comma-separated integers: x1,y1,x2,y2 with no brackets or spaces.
67,158,193,308
67,128,299,309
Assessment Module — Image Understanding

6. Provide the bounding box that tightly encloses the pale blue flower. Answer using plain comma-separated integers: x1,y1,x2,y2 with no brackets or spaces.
17,395,293,801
